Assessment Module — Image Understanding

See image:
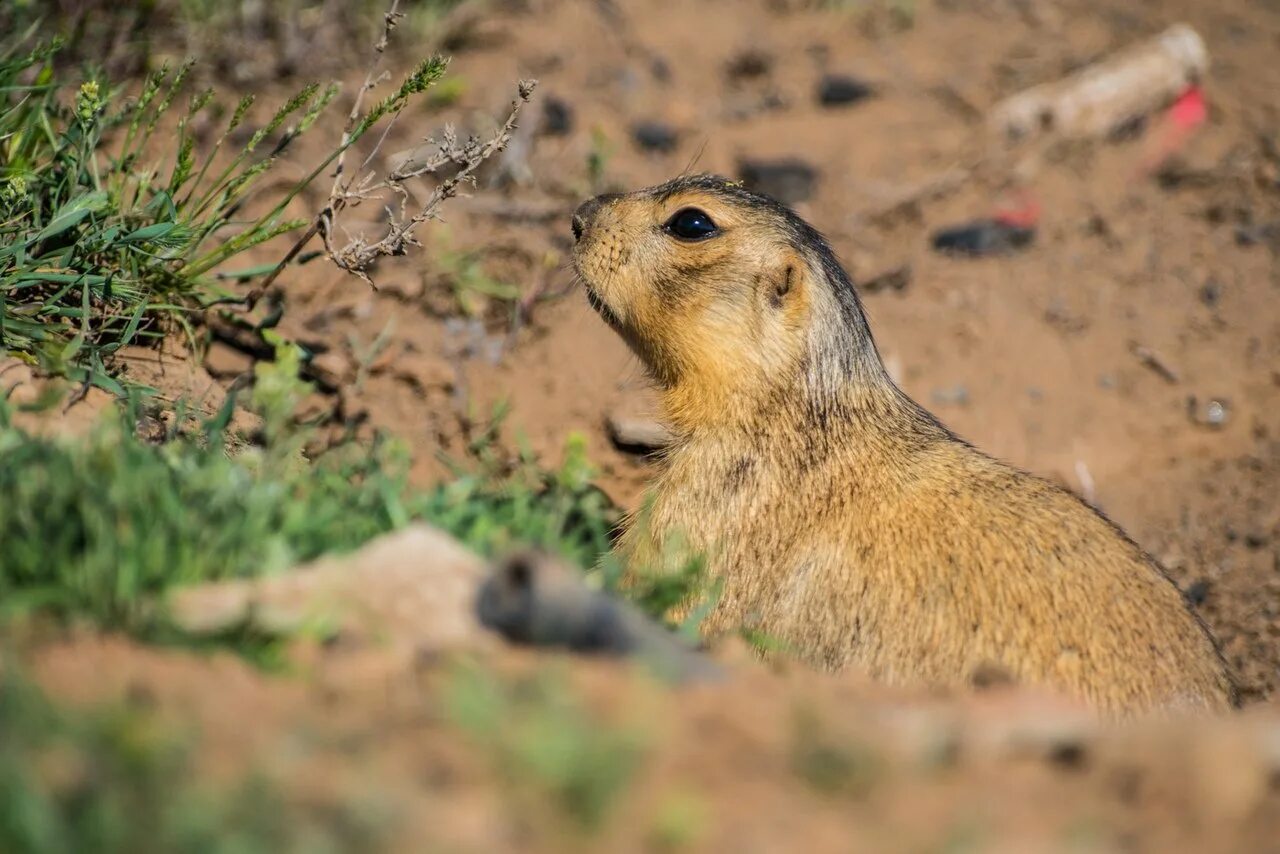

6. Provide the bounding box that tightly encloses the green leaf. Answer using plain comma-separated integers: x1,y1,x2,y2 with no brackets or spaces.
214,262,283,281
35,191,109,242
121,222,177,243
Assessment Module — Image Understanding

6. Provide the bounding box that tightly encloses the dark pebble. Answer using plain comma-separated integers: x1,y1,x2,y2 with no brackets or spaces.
541,95,574,136
931,219,1035,257
817,74,875,107
860,265,911,294
1235,221,1280,251
738,158,819,205
726,49,773,80
632,121,679,153
1199,278,1222,307
1183,578,1212,607
1244,531,1270,550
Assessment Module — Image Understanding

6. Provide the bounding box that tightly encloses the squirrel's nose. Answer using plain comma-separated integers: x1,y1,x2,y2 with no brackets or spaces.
571,193,621,242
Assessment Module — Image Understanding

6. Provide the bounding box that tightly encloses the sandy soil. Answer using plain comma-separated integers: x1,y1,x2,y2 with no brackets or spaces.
13,0,1280,848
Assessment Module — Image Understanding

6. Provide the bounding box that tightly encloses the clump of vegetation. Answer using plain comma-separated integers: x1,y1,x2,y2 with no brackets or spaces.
0,35,343,393
0,18,530,395
0,341,621,637
425,230,521,318
446,663,649,832
0,666,383,853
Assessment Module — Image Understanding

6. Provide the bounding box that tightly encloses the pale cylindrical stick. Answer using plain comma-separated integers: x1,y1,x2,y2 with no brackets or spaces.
990,24,1208,142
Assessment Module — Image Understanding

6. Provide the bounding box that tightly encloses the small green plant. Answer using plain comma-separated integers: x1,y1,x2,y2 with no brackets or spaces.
425,75,467,108
426,229,521,318
596,499,720,633
446,663,648,832
647,789,709,851
586,126,613,194
0,665,382,853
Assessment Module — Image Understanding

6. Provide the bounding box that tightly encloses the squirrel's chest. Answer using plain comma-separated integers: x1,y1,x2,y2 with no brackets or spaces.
640,449,838,571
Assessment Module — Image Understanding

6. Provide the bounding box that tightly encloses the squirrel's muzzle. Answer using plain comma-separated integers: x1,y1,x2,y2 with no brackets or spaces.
571,193,622,242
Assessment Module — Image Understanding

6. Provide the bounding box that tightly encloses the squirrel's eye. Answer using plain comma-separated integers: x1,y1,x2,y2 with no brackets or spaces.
664,208,718,241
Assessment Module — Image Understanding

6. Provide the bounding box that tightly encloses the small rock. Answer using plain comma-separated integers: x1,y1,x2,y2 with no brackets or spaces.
1235,221,1280,251
726,49,773,80
932,219,1035,257
1244,531,1270,550
632,121,679,153
931,385,970,407
541,95,574,136
816,73,875,107
860,265,911,294
203,343,255,379
1187,396,1230,429
606,414,675,454
477,551,722,684
738,158,819,205
308,351,352,388
169,526,489,653
1183,578,1212,607
1199,278,1222,307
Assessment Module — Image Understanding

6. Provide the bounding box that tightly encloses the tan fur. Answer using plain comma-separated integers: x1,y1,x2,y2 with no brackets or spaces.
572,176,1237,716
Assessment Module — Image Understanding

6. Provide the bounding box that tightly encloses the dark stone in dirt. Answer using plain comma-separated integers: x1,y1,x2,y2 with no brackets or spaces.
1244,531,1270,550
1047,742,1088,770
1235,221,1280,252
632,121,679,153
738,158,819,205
816,74,875,107
1200,278,1223,307
860,265,911,294
931,384,971,407
726,49,773,80
540,95,574,136
1184,578,1212,607
931,219,1035,257
477,551,722,684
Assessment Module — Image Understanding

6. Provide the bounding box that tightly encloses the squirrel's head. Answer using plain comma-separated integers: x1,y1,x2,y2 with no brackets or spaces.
571,175,885,431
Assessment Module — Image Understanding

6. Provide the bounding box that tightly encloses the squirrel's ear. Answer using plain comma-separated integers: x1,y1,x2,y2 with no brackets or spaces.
770,265,795,309
765,252,807,311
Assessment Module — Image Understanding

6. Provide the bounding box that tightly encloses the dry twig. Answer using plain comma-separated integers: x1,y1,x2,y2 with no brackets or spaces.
248,1,536,303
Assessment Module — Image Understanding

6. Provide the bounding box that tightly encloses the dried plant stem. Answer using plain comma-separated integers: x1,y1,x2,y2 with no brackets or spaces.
243,1,536,307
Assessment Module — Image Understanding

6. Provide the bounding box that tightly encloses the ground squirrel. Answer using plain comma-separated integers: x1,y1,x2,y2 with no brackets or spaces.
570,174,1237,715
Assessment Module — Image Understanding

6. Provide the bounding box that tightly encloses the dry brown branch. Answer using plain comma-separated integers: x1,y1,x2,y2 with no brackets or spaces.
320,81,537,285
247,3,536,303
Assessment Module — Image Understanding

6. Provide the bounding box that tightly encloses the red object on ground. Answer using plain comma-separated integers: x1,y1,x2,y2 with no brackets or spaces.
994,191,1042,229
1138,84,1208,175
1169,85,1207,131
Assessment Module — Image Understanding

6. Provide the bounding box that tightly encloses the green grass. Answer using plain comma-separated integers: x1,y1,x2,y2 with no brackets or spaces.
0,665,384,853
428,229,521,318
0,30,447,396
0,341,621,638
